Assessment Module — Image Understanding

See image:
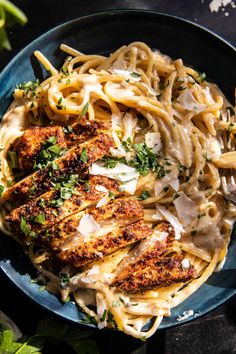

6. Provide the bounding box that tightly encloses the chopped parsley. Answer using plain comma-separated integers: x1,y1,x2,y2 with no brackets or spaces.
130,143,158,176
59,272,70,289
0,184,4,196
60,187,73,200
20,216,36,237
121,137,132,152
80,102,89,118
50,198,64,207
7,150,18,169
80,148,88,163
33,136,62,170
16,79,40,94
34,213,46,225
109,191,115,199
130,71,141,79
101,156,125,168
138,191,151,200
179,165,187,174
101,310,107,322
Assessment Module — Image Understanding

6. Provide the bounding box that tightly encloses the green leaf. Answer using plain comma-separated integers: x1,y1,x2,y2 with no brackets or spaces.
138,191,151,200
34,213,45,225
80,148,88,163
130,71,141,79
0,184,4,196
20,216,30,235
80,102,89,118
7,150,18,169
1,0,27,25
47,144,61,155
0,328,43,354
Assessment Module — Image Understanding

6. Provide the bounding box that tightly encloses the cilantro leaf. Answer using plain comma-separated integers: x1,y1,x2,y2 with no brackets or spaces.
0,327,43,354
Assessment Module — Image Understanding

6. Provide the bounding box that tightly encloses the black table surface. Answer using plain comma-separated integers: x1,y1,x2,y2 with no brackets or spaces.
1,1,236,353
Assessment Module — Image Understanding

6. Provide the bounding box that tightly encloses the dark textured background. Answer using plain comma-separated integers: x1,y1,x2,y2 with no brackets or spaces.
1,1,236,353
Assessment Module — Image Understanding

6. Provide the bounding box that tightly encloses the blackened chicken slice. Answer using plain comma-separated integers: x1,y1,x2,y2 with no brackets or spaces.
1,133,114,205
11,118,109,172
4,176,120,244
112,222,196,293
57,220,152,268
11,125,67,171
39,197,144,251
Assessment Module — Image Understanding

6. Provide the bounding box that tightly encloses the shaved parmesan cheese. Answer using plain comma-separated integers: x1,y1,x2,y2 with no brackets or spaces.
111,113,122,130
77,214,100,239
111,131,126,157
119,178,138,195
122,113,137,141
181,258,190,269
172,108,184,120
95,184,110,208
87,265,100,276
173,192,198,226
206,137,221,161
156,205,184,239
95,185,108,193
170,178,179,191
177,89,206,112
145,132,162,153
90,162,139,182
202,87,215,104
96,193,110,208
152,230,168,241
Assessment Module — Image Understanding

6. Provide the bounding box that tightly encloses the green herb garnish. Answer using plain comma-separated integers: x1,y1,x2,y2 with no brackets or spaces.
0,1,27,51
138,191,151,200
34,213,46,225
0,184,4,196
130,72,141,79
20,216,35,237
80,102,89,118
7,150,18,169
80,148,88,163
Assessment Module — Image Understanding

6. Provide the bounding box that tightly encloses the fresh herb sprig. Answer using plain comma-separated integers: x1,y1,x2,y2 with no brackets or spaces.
0,0,27,51
33,136,63,171
0,315,99,354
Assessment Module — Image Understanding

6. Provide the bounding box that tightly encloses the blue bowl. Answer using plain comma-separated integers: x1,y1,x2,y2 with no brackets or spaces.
0,10,236,330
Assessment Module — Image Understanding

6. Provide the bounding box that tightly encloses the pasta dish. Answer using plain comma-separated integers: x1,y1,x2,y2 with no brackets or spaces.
0,41,235,339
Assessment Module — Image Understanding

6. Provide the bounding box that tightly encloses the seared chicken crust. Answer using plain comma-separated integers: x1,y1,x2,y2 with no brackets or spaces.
57,220,152,267
39,197,144,250
1,133,114,204
113,222,196,293
11,118,109,171
5,175,120,243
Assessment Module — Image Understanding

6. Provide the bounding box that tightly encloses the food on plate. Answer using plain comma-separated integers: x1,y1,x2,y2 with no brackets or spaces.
0,41,235,339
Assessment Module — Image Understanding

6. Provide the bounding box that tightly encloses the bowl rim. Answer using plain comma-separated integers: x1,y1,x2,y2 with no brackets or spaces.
1,8,236,332
1,8,236,80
